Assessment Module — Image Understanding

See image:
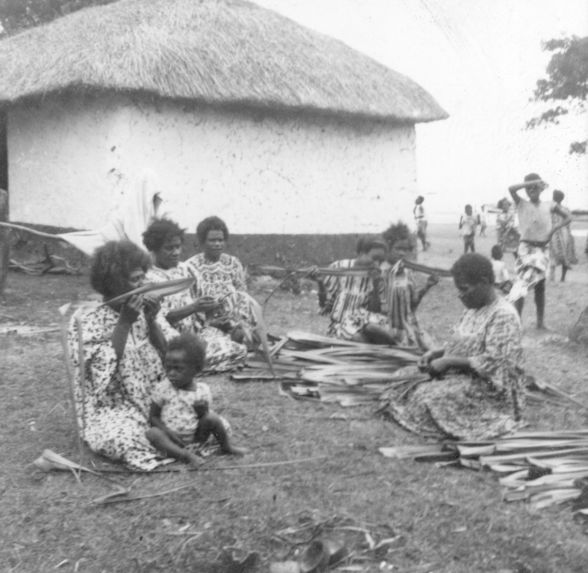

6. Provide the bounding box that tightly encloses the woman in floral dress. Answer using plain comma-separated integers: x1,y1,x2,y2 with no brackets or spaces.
381,253,525,441
184,216,254,343
143,218,246,372
67,240,176,471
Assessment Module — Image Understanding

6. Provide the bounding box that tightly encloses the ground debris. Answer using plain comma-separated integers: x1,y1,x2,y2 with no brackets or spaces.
268,512,402,572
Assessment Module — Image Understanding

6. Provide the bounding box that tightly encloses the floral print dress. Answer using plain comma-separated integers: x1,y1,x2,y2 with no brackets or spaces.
151,379,230,447
145,263,247,372
67,305,175,471
382,298,525,441
550,205,577,269
184,253,254,330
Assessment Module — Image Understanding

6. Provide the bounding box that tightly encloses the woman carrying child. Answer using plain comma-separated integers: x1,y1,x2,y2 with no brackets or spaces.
143,218,247,372
381,222,438,350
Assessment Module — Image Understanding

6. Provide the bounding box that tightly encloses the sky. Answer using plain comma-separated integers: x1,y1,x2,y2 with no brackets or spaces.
255,0,588,222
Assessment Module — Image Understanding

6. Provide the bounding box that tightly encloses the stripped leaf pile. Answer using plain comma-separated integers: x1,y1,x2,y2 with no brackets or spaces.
236,331,586,411
380,429,588,515
234,331,422,407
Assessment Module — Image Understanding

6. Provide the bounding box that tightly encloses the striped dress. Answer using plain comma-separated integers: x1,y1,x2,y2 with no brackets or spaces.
383,261,433,350
320,259,388,339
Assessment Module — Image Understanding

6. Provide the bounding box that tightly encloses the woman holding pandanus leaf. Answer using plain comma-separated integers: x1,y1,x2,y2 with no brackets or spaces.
382,222,438,350
67,240,178,470
317,237,396,344
143,218,246,372
382,253,525,441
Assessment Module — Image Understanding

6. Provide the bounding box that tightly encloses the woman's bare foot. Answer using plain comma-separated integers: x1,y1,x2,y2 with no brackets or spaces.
186,452,204,467
222,445,249,456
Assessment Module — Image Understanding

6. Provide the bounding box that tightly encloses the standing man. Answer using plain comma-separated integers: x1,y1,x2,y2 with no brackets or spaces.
413,195,430,252
506,173,571,329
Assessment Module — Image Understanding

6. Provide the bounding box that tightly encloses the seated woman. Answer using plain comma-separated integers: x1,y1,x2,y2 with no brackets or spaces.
67,240,176,471
381,253,524,441
184,216,254,343
143,218,247,372
318,237,395,343
381,222,438,350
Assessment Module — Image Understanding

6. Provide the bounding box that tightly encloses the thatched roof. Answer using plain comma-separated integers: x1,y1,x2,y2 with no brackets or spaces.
0,0,448,123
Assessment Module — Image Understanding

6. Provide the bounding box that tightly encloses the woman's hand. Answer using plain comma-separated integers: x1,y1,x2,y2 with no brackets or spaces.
426,274,439,289
119,294,143,324
428,357,452,377
418,348,444,372
142,295,161,323
193,296,221,314
306,265,321,281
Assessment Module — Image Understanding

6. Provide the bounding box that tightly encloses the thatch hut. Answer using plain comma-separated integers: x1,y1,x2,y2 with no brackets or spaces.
0,0,447,235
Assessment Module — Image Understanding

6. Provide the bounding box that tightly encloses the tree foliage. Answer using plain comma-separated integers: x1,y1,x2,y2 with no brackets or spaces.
0,0,118,36
527,35,588,154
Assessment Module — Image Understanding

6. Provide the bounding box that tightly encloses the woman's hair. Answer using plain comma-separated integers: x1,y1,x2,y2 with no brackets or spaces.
196,216,229,244
451,253,494,285
142,218,185,252
356,236,387,254
490,245,503,260
552,189,565,203
167,333,207,372
382,221,412,249
90,240,151,297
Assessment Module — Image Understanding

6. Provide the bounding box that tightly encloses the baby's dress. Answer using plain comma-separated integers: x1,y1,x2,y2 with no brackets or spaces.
151,379,231,449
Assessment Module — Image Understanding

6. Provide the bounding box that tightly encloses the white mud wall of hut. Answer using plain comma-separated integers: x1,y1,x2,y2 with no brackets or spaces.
7,94,417,234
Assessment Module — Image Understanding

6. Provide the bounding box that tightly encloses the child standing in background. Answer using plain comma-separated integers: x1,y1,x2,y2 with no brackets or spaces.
479,205,487,237
490,245,512,294
459,204,478,253
413,196,430,251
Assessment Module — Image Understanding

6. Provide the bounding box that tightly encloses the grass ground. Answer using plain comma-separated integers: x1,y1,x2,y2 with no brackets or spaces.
1,225,588,572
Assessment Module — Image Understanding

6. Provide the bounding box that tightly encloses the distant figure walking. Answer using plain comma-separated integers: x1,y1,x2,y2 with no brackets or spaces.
506,173,571,329
413,196,430,251
479,205,487,237
459,204,478,253
549,190,577,282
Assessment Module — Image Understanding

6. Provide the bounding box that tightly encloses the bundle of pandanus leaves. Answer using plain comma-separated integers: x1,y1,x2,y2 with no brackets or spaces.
233,330,425,407
380,429,588,514
237,331,585,411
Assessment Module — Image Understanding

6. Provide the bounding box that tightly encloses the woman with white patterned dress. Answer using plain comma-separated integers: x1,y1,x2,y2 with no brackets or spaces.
143,218,246,373
67,240,176,471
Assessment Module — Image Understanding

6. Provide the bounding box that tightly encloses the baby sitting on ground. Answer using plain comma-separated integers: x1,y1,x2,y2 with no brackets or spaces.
146,333,246,465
